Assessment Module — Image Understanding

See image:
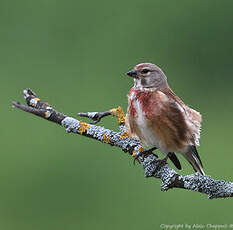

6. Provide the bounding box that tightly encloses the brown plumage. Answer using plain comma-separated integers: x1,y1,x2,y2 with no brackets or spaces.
125,63,204,175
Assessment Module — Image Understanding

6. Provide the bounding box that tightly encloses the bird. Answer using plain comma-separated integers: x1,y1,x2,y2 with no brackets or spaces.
125,63,205,175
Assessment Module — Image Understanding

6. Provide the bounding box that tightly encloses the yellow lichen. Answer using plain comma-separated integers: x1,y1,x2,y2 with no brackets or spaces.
120,131,129,139
79,121,90,134
110,106,125,125
132,147,144,157
138,147,144,152
132,150,136,157
102,133,110,143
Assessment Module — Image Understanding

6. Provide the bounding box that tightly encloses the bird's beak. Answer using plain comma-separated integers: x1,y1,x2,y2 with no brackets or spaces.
126,69,137,78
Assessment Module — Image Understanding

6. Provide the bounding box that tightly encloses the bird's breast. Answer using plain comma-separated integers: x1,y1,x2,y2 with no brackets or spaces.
127,89,165,150
126,88,189,154
128,88,159,118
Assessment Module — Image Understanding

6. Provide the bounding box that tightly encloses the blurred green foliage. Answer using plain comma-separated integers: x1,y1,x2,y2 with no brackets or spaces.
1,0,233,229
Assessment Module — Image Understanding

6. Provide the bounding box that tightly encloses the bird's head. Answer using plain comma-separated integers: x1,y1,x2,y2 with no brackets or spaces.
126,63,168,89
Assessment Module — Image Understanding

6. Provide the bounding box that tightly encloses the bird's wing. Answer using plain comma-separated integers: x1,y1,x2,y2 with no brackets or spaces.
143,89,189,152
160,87,202,146
184,106,202,146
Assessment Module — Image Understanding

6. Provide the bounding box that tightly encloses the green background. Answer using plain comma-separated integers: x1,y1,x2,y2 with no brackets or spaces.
1,0,233,229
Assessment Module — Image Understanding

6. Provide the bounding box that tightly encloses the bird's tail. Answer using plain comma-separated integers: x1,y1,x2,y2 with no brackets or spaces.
183,146,205,175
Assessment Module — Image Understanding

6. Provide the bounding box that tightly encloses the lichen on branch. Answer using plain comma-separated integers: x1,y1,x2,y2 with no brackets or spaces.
12,88,233,199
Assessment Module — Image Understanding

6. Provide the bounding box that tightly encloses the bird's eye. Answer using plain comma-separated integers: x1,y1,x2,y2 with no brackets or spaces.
142,69,150,74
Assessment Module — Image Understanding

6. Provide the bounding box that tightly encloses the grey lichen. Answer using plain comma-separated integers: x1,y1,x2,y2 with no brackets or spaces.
61,117,140,152
62,117,80,133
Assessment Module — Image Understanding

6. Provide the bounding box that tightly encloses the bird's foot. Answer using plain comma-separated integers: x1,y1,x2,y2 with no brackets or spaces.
150,152,172,168
133,147,158,165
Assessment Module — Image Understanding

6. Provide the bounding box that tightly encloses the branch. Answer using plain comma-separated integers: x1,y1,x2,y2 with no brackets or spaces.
12,88,233,199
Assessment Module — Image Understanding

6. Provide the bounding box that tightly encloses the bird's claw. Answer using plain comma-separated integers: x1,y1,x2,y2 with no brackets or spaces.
133,147,158,165
149,152,171,168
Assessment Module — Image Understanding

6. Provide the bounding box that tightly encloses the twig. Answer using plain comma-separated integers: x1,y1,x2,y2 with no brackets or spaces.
78,111,111,124
12,88,233,199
